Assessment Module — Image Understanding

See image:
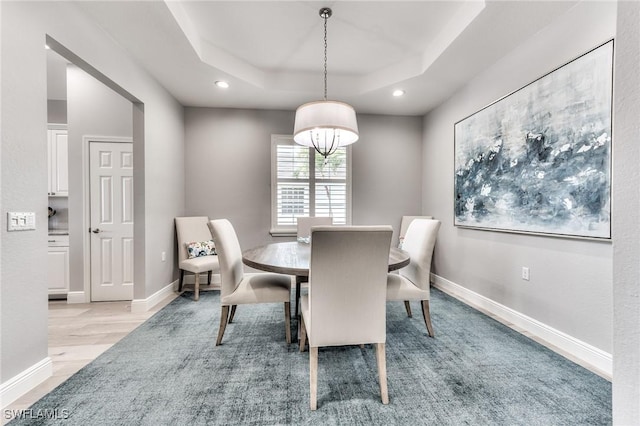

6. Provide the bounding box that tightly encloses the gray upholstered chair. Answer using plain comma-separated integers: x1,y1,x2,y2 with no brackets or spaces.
387,218,441,337
208,219,291,346
175,216,220,301
299,225,393,410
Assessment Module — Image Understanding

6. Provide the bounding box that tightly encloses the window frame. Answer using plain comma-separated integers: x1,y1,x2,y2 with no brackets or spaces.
270,134,352,236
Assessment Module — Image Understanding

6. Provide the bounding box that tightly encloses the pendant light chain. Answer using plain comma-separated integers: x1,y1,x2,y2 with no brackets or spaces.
323,11,328,101
293,7,358,158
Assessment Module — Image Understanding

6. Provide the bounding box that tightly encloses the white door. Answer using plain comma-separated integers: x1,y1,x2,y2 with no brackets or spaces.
90,142,134,301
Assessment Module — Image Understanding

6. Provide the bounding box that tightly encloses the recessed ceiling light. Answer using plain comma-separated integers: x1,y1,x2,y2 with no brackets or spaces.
45,44,51,50
215,81,229,89
392,89,405,97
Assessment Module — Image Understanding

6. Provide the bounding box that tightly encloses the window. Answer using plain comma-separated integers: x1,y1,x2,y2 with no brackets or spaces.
281,187,306,215
271,135,351,235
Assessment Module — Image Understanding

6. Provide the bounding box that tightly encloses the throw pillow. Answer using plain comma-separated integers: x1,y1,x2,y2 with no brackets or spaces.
186,240,216,258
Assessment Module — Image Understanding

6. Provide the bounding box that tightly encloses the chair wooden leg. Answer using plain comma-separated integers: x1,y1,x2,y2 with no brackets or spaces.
284,302,291,344
178,270,184,292
375,343,389,405
310,346,318,410
421,300,434,337
207,271,212,285
404,301,412,317
295,276,304,320
228,305,237,323
299,315,307,352
216,305,230,346
194,272,200,301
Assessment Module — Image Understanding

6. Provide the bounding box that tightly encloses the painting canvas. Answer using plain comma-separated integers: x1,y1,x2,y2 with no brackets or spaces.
454,40,613,239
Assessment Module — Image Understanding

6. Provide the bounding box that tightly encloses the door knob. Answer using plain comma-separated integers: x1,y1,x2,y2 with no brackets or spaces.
90,228,102,234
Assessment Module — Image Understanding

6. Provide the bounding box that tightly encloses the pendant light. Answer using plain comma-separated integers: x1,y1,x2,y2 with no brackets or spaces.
293,7,359,159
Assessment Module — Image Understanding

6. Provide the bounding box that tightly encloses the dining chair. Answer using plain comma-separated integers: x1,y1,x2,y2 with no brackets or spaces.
299,225,393,410
398,215,433,249
296,216,333,242
387,218,441,337
295,216,333,318
208,219,292,346
175,216,220,301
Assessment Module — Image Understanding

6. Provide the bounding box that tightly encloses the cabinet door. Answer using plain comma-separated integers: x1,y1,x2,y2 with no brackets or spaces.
48,129,68,196
48,247,69,294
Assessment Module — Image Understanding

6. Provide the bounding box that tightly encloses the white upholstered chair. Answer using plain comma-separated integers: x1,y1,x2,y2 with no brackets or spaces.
387,218,441,337
398,215,433,248
175,216,220,301
208,219,292,346
296,216,333,242
299,225,393,410
294,216,333,318
395,215,434,316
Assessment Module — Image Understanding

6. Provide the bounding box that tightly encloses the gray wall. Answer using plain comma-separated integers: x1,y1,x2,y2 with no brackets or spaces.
352,114,423,236
184,108,422,251
47,100,67,124
66,65,133,294
1,0,50,384
421,1,615,353
141,96,185,298
1,1,184,384
612,1,640,423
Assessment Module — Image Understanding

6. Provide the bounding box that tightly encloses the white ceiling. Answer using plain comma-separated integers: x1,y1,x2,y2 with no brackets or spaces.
50,1,579,116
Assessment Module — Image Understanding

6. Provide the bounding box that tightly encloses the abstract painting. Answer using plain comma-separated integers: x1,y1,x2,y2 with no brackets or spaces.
454,40,613,239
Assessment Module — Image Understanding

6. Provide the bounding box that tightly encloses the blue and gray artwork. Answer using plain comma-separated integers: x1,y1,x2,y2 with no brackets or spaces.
454,41,613,239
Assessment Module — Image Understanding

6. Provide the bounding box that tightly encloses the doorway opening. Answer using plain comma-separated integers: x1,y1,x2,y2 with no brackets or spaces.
46,35,144,304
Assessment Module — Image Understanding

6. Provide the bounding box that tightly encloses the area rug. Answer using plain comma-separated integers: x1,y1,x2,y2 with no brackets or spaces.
10,288,611,425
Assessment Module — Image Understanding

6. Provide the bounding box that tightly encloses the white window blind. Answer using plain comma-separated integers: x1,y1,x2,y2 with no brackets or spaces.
271,135,351,235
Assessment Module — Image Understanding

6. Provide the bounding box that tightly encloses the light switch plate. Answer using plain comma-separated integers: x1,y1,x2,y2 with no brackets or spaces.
7,212,36,231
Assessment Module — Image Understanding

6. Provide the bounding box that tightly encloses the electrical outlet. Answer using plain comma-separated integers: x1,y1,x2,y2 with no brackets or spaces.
522,267,530,281
161,251,166,262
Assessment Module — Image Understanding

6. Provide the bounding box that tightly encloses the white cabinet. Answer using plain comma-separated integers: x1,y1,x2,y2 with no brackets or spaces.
48,128,68,196
48,235,69,295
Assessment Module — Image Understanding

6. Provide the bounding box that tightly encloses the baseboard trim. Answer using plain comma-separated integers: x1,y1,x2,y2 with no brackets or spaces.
1,357,53,409
431,274,612,379
131,281,177,313
66,291,87,304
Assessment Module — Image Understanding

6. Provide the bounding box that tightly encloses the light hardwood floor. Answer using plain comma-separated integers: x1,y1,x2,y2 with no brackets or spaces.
2,294,177,424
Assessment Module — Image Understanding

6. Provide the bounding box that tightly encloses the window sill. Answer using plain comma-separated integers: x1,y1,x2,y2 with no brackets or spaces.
269,229,296,237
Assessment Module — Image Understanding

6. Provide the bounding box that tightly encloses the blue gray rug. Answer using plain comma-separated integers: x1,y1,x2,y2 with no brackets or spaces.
10,288,611,425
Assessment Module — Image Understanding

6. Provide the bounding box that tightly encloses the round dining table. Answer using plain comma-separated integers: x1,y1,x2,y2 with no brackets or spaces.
242,241,410,333
242,241,410,276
